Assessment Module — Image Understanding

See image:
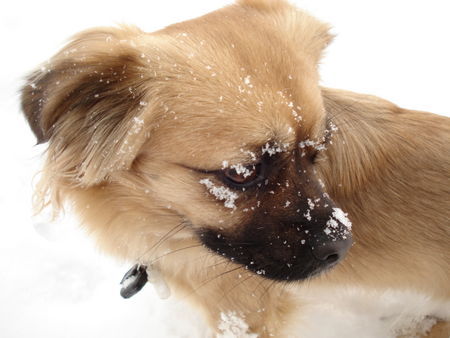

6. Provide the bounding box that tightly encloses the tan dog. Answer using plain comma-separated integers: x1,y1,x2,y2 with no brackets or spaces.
21,0,449,336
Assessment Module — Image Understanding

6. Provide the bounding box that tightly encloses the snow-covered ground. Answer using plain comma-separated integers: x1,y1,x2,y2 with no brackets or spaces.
0,1,449,337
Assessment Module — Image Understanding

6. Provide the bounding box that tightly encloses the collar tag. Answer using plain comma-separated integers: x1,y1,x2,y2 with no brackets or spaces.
120,264,148,299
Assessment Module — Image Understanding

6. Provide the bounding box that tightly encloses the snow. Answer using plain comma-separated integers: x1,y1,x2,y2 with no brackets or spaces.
0,212,210,338
1,0,449,337
325,217,339,229
291,109,303,122
332,207,352,230
240,149,257,162
243,75,253,88
303,209,312,221
199,178,239,209
323,208,352,239
230,163,254,178
261,142,289,156
287,287,450,338
299,139,327,152
217,312,257,338
130,116,145,135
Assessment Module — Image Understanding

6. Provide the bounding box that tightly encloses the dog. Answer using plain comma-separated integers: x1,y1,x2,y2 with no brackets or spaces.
21,0,449,336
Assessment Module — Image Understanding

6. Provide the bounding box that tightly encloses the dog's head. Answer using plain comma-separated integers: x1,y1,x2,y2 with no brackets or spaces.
21,0,351,282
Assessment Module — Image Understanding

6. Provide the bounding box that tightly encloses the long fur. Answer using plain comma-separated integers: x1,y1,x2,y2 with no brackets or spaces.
21,0,449,336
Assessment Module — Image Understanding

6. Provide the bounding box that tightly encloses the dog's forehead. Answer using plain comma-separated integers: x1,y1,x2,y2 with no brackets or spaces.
146,54,325,163
147,71,325,168
142,2,327,167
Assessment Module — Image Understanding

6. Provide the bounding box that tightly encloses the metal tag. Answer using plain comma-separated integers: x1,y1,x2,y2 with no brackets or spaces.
120,264,148,299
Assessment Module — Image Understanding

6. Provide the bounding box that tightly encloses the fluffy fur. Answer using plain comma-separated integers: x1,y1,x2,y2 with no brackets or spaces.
21,0,449,336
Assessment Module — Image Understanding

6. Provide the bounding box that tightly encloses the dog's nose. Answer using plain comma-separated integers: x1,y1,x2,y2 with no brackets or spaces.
311,237,352,263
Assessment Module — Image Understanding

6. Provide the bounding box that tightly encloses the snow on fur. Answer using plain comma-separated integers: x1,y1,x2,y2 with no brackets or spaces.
200,179,238,209
217,312,258,338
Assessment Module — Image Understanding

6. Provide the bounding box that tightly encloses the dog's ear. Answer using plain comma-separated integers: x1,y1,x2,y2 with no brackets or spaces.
21,26,152,186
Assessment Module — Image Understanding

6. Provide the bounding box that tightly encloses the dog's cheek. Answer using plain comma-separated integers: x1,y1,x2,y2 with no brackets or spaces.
130,160,244,229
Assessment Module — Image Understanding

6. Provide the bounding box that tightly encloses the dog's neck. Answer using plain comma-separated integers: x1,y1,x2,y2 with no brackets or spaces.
160,246,295,337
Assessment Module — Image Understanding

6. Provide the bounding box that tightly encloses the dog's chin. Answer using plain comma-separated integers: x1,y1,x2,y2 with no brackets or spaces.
244,256,340,282
198,228,351,282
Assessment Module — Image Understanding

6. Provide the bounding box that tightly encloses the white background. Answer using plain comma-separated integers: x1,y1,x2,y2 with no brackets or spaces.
0,1,449,337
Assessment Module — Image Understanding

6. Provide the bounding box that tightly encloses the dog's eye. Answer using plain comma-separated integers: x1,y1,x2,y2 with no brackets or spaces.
223,164,261,187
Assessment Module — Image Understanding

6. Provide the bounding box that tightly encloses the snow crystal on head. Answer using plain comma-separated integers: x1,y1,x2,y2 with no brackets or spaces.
303,209,312,221
332,208,352,230
129,116,144,135
240,149,257,162
243,75,253,88
230,163,254,178
299,139,326,152
199,179,238,209
323,208,352,238
274,90,303,123
262,142,289,156
298,121,339,155
217,312,258,338
291,109,302,123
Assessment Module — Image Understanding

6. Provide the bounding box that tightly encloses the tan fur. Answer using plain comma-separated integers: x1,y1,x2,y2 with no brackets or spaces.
21,0,449,336
424,321,450,338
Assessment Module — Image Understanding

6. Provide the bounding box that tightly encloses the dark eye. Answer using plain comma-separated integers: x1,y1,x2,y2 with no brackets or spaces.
223,164,262,187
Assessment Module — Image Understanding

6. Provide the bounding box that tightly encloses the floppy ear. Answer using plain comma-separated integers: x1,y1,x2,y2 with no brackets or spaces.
21,26,152,186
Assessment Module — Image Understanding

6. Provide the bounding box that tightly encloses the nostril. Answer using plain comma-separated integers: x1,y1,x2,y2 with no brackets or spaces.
311,238,352,262
324,253,339,263
311,245,340,262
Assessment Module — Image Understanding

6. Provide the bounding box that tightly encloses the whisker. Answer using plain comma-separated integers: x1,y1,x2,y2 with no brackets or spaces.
137,221,187,261
147,244,203,265
204,258,231,270
218,272,255,303
252,273,270,294
188,265,244,297
259,278,278,301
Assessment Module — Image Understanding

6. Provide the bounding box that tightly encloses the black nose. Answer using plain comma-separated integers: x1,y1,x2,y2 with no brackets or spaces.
311,237,352,263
